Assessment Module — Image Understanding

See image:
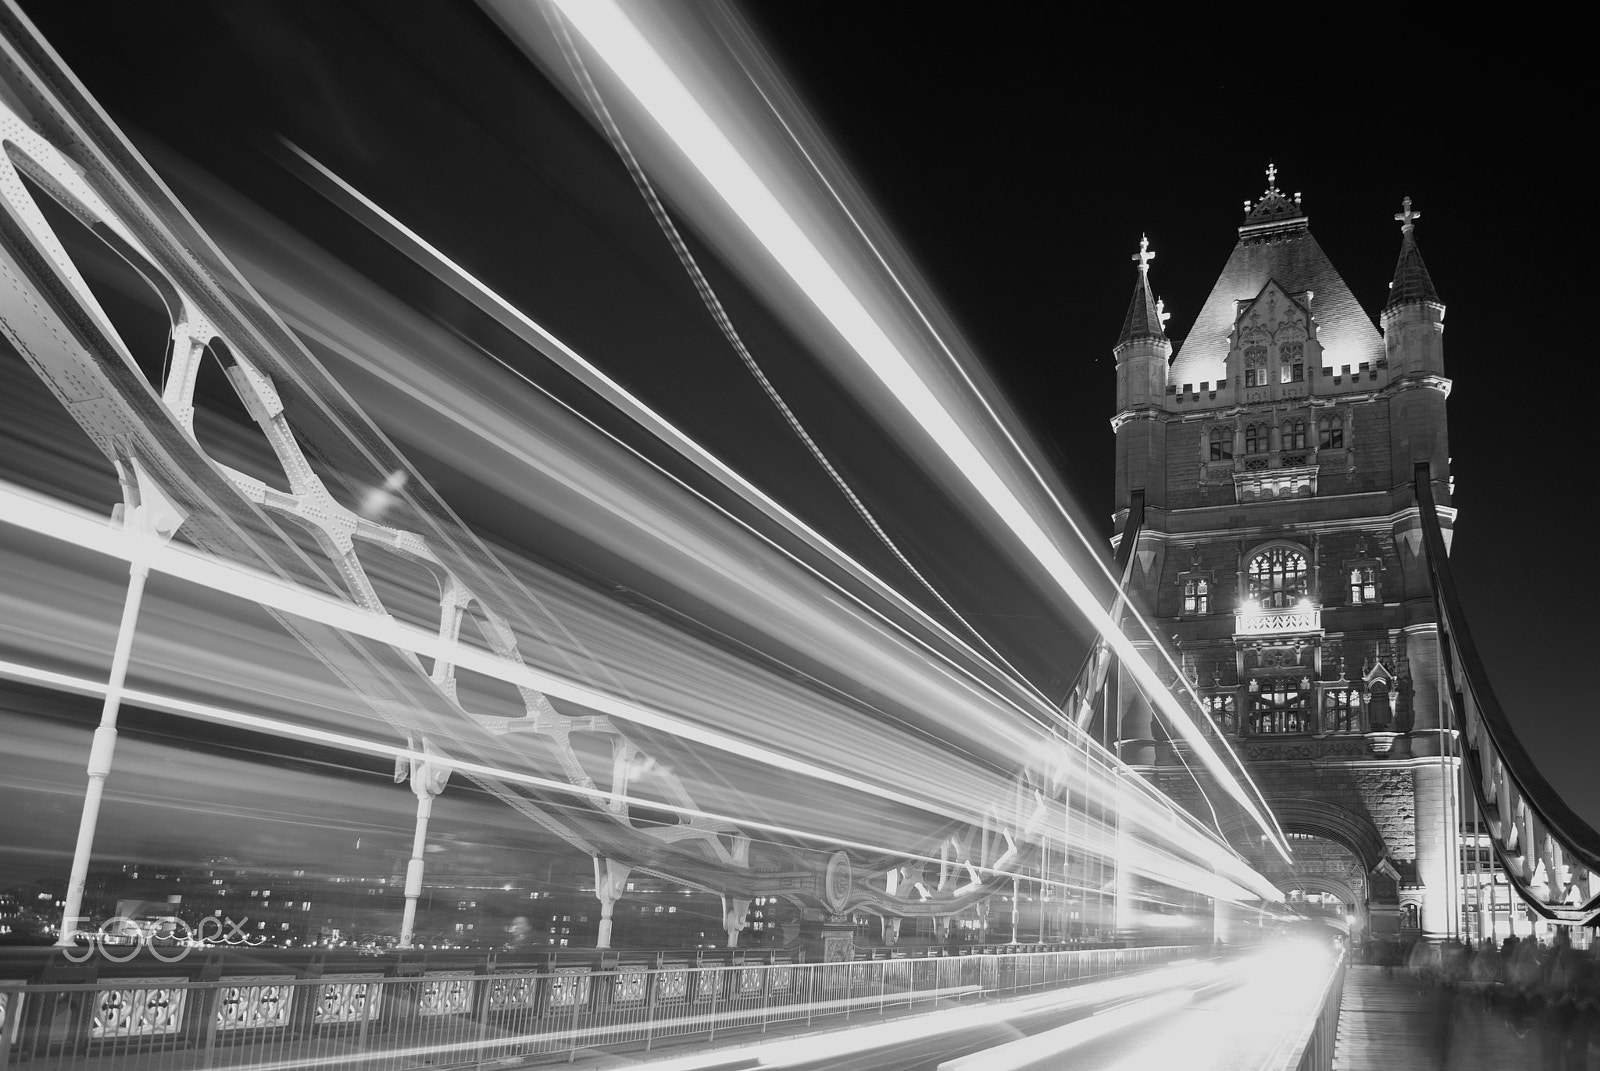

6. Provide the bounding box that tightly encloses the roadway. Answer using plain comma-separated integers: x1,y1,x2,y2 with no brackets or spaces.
592,942,1339,1071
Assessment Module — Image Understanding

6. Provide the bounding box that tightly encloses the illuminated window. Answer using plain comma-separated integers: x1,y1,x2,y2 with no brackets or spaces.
1209,426,1233,461
1204,694,1237,734
1247,547,1308,608
1244,346,1267,388
1182,577,1209,615
1280,342,1305,383
1249,682,1310,734
1323,689,1362,733
1281,420,1307,450
1349,565,1378,604
1318,416,1344,449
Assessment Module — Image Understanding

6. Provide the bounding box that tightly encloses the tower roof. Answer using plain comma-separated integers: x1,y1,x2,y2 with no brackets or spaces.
1385,197,1441,310
1169,167,1384,386
1117,234,1169,348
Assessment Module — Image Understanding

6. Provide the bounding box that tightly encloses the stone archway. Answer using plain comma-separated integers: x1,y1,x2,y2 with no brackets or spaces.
1218,797,1398,943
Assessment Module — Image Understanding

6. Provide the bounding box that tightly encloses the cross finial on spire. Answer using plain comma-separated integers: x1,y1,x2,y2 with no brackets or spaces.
1156,297,1170,327
1132,234,1155,272
1395,196,1421,234
1265,162,1278,189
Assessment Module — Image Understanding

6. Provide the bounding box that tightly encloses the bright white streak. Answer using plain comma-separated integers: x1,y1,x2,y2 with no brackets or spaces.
277,142,1065,737
937,990,1195,1071
630,957,1219,1070
0,658,1033,886
1,484,1278,902
0,483,982,831
546,0,1286,859
277,132,1271,886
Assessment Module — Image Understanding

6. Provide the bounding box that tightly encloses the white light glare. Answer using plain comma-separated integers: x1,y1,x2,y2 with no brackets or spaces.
547,0,1286,860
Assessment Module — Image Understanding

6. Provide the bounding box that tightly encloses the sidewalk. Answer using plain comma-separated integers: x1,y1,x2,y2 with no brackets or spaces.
1333,965,1542,1070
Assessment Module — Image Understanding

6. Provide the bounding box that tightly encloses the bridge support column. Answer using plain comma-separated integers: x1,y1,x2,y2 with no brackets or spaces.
594,858,632,949
56,461,186,947
1413,759,1461,941
398,738,451,950
720,894,750,948
798,911,854,964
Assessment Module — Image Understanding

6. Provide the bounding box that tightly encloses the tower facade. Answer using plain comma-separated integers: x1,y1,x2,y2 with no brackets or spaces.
1109,169,1458,944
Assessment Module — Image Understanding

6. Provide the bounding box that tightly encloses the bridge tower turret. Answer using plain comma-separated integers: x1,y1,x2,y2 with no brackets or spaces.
1112,235,1173,515
1106,168,1464,947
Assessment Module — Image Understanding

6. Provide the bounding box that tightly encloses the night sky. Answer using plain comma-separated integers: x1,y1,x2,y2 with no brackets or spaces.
5,0,1597,880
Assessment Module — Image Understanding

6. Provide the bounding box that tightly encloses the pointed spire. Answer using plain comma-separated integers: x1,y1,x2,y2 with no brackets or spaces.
1385,196,1441,310
1117,234,1169,346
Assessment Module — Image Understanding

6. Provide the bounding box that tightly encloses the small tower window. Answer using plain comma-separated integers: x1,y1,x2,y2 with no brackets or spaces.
1349,565,1378,605
1203,693,1237,734
1323,688,1362,733
1209,426,1233,461
1318,416,1344,449
1182,577,1209,615
1245,423,1265,454
1247,547,1308,608
1281,420,1307,450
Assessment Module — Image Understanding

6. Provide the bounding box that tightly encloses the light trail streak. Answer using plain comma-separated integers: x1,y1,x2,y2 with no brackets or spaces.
271,128,1275,889
0,482,998,832
730,44,1285,860
516,0,1289,861
937,990,1195,1071
0,657,1128,899
3,483,1278,900
277,141,1067,736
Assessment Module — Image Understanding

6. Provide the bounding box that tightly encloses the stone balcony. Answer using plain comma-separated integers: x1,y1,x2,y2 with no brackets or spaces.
1234,604,1322,637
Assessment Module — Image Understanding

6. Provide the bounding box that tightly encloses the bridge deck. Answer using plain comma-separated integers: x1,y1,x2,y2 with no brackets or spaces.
1333,964,1542,1070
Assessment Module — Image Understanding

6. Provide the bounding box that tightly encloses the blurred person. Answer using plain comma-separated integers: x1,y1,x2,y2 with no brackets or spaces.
504,915,532,951
1537,928,1585,1071
1471,936,1504,1012
1508,934,1543,1038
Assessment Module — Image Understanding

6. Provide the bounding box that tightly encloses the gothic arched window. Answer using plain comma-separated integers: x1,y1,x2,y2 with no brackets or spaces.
1318,415,1343,449
1323,688,1362,733
1209,426,1233,461
1349,566,1378,605
1282,420,1307,450
1245,423,1265,455
1244,346,1267,388
1249,681,1311,734
1280,341,1306,384
1247,547,1308,608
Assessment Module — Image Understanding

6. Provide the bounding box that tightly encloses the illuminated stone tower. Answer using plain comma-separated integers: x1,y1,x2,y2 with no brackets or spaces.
1109,168,1458,944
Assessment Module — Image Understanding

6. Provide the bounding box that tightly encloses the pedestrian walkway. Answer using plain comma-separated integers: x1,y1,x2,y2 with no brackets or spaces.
1333,964,1541,1070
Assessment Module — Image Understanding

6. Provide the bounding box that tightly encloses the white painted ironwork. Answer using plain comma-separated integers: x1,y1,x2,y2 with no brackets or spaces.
89,979,187,1039
1234,606,1322,637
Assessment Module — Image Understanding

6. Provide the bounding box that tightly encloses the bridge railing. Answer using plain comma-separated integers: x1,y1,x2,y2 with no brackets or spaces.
1415,465,1600,925
1279,948,1346,1071
0,944,1198,1069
